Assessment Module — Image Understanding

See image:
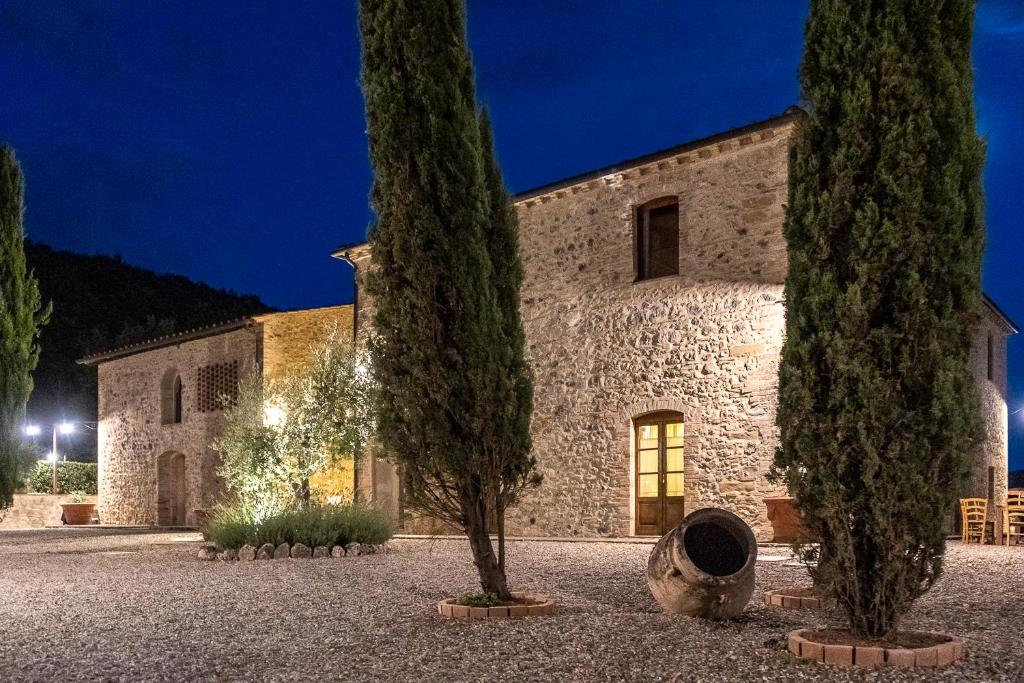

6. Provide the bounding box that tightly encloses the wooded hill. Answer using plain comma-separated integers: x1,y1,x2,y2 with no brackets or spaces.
25,241,273,459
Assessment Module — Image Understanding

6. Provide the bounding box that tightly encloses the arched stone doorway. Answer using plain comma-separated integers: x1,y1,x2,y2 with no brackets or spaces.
157,451,187,526
633,410,686,536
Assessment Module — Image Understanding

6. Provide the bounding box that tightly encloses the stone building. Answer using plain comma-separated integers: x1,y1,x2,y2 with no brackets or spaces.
337,109,1016,540
79,306,353,526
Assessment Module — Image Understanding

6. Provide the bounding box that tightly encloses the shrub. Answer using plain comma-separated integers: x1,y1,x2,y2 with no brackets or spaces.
26,461,98,495
206,502,393,551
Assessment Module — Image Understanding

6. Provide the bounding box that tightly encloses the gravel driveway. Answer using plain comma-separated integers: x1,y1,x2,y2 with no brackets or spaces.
0,529,1020,682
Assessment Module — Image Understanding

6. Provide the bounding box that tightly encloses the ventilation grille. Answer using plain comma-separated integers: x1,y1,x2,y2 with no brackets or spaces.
196,360,239,413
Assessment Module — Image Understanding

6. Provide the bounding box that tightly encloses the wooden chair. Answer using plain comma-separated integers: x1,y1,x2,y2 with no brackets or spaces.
1003,491,1024,546
961,498,989,544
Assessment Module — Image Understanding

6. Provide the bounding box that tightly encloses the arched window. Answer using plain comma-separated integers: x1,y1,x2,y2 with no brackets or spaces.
635,197,679,281
161,368,183,425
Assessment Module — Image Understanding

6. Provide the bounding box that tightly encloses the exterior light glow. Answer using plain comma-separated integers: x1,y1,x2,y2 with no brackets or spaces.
46,451,57,463
24,425,41,437
264,405,285,427
58,422,75,435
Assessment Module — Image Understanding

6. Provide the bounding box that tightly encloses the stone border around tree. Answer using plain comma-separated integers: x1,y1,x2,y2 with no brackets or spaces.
787,629,964,668
762,588,825,610
437,593,554,618
197,542,390,561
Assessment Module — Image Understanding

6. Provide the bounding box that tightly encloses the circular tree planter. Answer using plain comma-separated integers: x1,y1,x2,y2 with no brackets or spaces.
437,593,553,619
788,628,964,668
763,588,826,610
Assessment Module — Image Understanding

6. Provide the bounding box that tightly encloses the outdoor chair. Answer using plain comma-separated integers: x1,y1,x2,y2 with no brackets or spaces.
960,498,990,544
1003,491,1024,546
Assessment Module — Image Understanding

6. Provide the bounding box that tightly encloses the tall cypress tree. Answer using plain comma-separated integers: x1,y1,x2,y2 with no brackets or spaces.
0,148,50,509
359,1,538,598
773,1,985,638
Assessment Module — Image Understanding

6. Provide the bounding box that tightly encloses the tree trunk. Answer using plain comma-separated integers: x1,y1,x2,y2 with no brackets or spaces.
463,496,511,600
497,500,506,574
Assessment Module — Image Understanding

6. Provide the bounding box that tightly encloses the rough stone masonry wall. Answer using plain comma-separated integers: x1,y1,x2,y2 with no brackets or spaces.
257,306,354,382
504,121,796,540
965,308,1011,506
96,326,261,525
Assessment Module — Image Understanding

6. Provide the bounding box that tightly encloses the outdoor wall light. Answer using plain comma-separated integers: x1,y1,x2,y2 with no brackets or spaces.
24,425,42,437
58,422,75,435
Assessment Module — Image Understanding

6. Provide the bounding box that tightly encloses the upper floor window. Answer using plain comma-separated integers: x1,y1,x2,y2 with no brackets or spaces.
160,368,183,425
635,197,679,281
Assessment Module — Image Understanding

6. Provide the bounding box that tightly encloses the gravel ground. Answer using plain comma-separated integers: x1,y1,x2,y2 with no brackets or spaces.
0,529,1020,682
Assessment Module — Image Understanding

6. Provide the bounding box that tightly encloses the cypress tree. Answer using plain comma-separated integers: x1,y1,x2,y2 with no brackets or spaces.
773,1,985,638
0,148,50,509
359,0,538,598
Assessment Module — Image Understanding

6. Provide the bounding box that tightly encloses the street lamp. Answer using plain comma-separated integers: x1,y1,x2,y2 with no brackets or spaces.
23,422,76,494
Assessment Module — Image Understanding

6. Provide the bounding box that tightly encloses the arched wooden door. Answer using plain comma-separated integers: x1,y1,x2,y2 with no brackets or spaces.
634,412,685,536
157,451,187,526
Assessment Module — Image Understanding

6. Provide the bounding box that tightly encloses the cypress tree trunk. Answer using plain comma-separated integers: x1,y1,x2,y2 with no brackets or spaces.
359,1,537,599
774,1,985,638
0,148,49,509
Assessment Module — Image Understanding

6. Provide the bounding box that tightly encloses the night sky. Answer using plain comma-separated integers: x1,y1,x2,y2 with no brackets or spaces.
2,1,1022,467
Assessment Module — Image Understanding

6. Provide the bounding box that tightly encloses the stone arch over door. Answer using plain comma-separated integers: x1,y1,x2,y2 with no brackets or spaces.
156,451,187,526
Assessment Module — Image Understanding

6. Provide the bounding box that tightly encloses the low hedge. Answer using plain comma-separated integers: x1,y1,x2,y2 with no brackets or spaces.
206,503,394,551
26,461,98,495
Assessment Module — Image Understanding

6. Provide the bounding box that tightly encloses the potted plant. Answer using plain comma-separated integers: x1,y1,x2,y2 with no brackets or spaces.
61,491,96,525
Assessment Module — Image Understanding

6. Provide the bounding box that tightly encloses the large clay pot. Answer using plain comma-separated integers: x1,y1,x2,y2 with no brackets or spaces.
61,503,96,526
647,507,757,619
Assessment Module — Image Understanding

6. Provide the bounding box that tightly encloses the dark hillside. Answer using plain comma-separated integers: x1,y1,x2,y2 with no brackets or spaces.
25,241,273,459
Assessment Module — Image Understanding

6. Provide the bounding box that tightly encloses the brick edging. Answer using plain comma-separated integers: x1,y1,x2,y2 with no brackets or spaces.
437,593,554,618
787,629,964,668
763,588,824,610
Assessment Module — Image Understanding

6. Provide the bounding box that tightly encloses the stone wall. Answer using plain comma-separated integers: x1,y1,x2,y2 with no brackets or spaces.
965,305,1013,506
506,118,795,539
96,325,261,526
257,306,354,382
0,494,96,529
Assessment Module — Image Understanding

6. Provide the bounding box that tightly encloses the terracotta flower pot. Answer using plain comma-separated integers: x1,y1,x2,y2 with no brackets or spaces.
764,497,809,543
61,503,96,525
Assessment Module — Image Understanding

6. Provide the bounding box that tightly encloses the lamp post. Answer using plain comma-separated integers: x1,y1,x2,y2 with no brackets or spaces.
24,422,75,494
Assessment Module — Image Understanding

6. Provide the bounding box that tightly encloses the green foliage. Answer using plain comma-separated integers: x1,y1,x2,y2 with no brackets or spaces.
26,461,98,495
359,0,538,599
456,592,501,608
205,502,393,551
0,149,50,508
213,326,373,511
773,0,985,638
24,240,272,460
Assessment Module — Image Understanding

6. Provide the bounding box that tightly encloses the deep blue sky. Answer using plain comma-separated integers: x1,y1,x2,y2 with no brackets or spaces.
2,1,1022,467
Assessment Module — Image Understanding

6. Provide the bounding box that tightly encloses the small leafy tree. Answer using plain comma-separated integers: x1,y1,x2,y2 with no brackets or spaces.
213,326,373,516
0,148,50,509
359,0,539,600
773,0,985,638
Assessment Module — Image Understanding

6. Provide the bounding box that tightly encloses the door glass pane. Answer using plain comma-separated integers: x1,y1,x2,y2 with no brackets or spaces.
666,422,684,448
666,447,684,472
666,472,684,497
639,450,658,474
638,424,659,449
638,474,658,498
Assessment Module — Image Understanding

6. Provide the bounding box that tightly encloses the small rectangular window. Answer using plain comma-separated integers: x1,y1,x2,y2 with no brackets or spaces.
987,333,994,381
988,466,995,502
636,200,679,280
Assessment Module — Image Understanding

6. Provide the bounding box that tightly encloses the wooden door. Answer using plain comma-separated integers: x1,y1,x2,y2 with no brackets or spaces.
635,413,685,536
